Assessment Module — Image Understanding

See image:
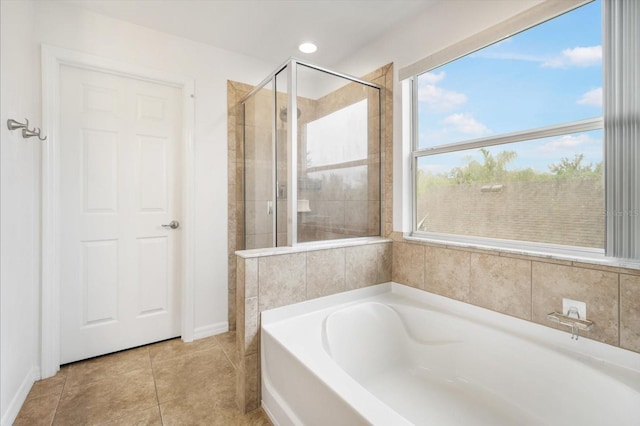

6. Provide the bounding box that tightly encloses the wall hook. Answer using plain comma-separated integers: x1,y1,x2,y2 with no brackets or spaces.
7,118,47,141
22,127,47,141
7,118,29,131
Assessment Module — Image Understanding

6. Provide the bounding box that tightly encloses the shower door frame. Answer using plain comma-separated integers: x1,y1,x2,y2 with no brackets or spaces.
240,57,382,249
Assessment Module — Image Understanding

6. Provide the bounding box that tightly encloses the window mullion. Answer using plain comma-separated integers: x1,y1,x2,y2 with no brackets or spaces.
413,117,603,157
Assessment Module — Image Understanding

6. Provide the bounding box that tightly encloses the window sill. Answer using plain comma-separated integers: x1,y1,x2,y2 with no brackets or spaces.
405,232,640,272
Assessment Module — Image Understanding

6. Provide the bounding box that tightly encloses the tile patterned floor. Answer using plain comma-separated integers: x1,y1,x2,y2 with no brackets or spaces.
14,332,271,425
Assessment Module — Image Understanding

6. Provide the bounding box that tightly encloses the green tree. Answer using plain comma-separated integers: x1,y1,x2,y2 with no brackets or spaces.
549,154,602,179
450,148,517,184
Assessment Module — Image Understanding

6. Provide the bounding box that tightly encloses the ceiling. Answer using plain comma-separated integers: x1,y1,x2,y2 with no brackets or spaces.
54,0,439,67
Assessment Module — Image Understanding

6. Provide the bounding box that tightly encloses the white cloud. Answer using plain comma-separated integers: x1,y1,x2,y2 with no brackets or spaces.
577,87,602,107
418,83,467,112
543,45,602,68
417,71,467,112
420,71,445,85
540,134,600,153
443,113,491,135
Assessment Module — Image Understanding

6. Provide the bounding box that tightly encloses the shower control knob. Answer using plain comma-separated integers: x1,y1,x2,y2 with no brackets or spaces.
161,220,180,230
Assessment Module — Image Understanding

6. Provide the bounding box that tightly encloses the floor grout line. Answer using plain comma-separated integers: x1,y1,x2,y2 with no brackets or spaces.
148,346,165,425
50,368,69,426
215,333,238,370
15,333,270,425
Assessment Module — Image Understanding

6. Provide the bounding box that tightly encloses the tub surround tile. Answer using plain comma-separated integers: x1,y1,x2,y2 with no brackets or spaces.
496,251,573,266
235,358,246,413
55,368,157,425
258,253,306,311
346,244,379,288
236,273,246,359
236,254,245,289
392,242,425,288
470,253,532,320
14,393,59,426
245,258,259,298
532,261,619,346
423,246,471,302
306,248,346,299
379,242,393,282
244,297,259,355
236,354,261,414
243,353,261,412
620,274,640,352
228,288,237,332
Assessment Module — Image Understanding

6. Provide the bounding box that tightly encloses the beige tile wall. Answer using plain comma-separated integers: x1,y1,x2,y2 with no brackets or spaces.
228,64,394,332
392,235,640,353
235,240,392,412
227,80,253,331
229,63,394,413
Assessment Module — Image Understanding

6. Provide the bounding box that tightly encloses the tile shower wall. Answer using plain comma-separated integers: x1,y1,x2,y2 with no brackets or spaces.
229,64,394,412
227,63,394,332
297,77,381,242
235,241,392,412
391,234,640,353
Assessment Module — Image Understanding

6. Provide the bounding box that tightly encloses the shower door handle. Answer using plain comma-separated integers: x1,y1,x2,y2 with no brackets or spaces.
162,220,180,229
267,201,273,215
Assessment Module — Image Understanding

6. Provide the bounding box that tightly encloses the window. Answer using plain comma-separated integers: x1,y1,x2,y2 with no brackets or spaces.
411,0,608,255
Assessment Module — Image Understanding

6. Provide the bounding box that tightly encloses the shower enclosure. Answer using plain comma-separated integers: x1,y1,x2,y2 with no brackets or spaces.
241,59,381,249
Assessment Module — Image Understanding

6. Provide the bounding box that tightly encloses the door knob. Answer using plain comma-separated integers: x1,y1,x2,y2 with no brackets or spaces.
162,220,180,229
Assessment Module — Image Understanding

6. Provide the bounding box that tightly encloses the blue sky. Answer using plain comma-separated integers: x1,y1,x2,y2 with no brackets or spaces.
418,0,602,174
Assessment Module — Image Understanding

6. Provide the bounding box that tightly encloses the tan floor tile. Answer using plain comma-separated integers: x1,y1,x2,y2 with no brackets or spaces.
239,408,272,425
215,331,238,368
54,367,157,425
27,371,67,400
97,406,162,426
65,346,151,388
153,346,235,404
149,336,218,365
14,393,60,426
160,376,270,426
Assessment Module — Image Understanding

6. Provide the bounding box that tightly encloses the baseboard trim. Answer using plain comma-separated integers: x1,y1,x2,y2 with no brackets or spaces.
193,321,229,340
1,366,40,426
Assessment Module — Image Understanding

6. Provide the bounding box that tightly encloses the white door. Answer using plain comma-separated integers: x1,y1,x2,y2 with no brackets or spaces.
59,65,183,364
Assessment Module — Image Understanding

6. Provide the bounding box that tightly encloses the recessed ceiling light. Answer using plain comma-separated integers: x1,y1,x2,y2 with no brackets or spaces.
298,42,317,54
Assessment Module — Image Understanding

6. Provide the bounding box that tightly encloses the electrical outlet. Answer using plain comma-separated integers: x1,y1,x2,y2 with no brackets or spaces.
562,298,587,319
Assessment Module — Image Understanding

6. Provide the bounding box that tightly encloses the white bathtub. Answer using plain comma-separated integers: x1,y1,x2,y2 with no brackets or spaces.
261,283,640,426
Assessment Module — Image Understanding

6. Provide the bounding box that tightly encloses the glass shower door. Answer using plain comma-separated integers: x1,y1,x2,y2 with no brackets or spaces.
243,81,275,249
275,67,290,246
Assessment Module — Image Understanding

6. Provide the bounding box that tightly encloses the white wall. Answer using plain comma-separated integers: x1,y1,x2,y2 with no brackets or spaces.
1,1,273,422
30,1,274,334
331,0,543,233
0,1,43,424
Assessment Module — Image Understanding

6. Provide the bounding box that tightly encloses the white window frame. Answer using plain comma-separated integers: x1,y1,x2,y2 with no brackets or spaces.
401,0,640,267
